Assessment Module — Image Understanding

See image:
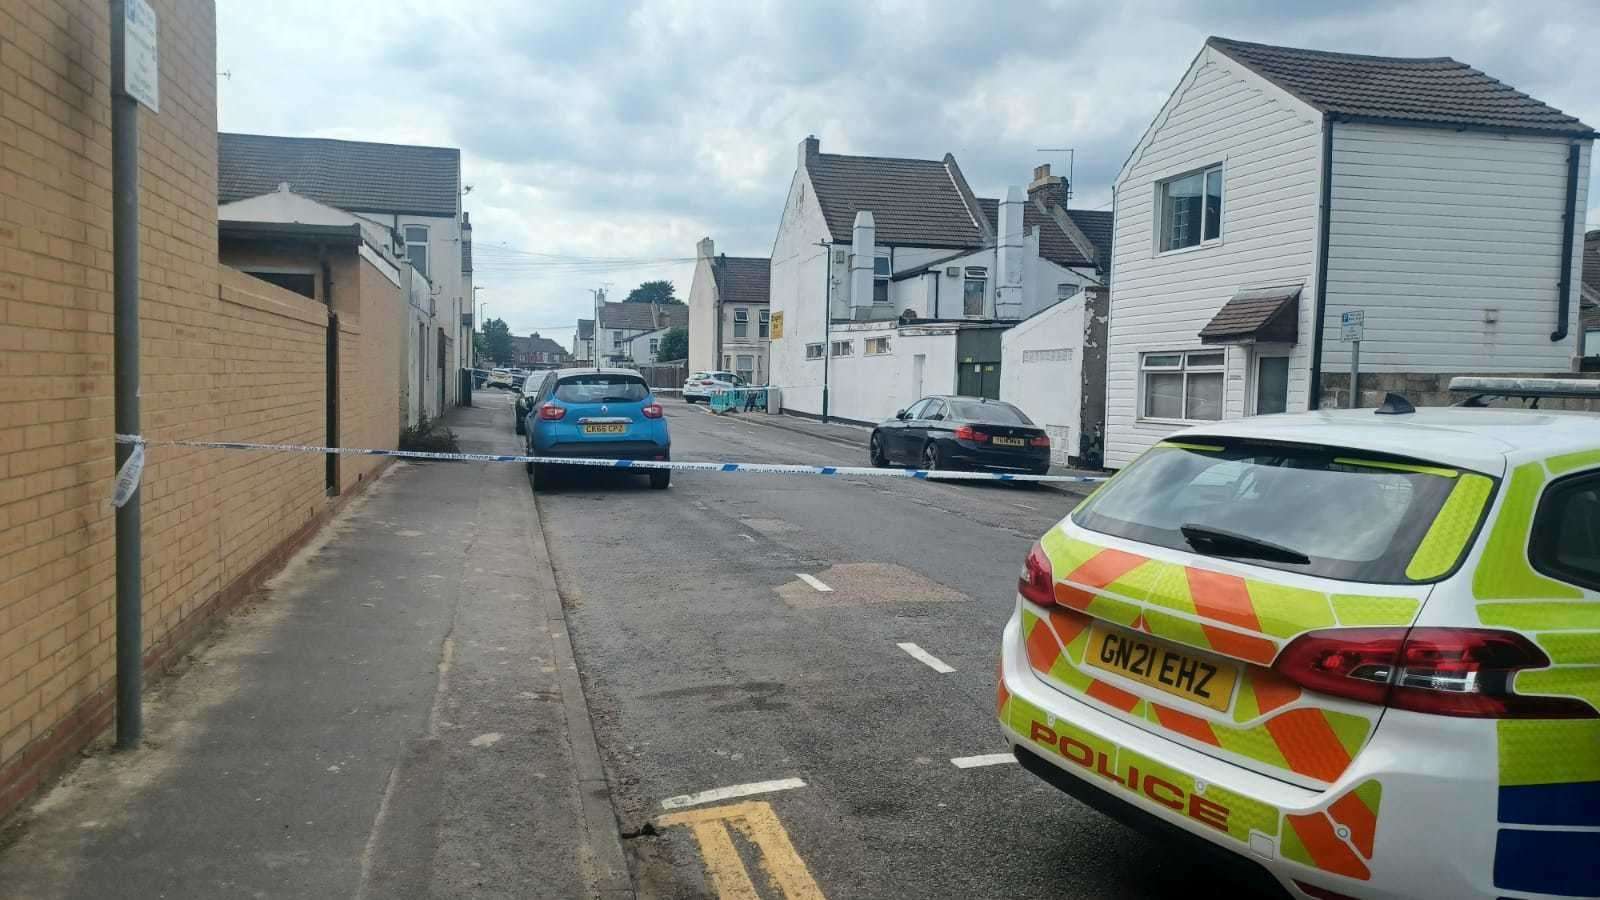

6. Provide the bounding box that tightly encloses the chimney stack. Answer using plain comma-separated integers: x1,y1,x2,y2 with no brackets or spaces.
1027,163,1068,209
696,236,715,259
850,210,876,315
799,134,820,171
995,186,1026,320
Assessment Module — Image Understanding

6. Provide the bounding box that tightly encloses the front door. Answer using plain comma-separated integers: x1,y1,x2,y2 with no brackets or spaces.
1254,353,1289,415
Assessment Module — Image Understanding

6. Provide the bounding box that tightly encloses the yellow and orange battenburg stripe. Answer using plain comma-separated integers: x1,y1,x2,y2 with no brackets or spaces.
1037,527,1428,669
1022,608,1371,783
1000,688,1383,881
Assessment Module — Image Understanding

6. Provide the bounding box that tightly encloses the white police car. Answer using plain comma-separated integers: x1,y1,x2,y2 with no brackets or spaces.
1000,379,1600,900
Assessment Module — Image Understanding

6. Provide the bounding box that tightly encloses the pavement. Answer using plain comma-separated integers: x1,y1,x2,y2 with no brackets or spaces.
0,398,629,900
0,392,1280,900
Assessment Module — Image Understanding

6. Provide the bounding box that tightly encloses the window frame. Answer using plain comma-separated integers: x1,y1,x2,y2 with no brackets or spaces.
962,266,988,317
612,330,624,349
403,224,430,278
805,342,825,361
831,339,853,358
1530,469,1600,592
1252,352,1291,416
735,354,755,383
873,255,891,304
1139,349,1226,423
1156,163,1223,255
758,309,770,338
733,306,749,339
865,336,891,356
648,338,659,355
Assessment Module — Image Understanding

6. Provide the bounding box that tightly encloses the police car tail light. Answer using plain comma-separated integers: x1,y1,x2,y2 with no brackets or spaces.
1018,541,1054,608
1275,628,1596,719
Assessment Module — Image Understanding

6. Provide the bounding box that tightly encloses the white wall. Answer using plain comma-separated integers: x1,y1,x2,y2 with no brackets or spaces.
687,248,717,373
627,326,670,364
769,169,834,413
1323,124,1591,373
1104,47,1323,467
1001,292,1086,464
393,213,464,410
720,302,769,382
823,323,959,423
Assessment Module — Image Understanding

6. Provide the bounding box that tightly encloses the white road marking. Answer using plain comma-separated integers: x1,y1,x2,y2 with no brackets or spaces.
660,778,808,810
897,642,955,673
1013,502,1038,511
950,753,1017,769
740,533,757,543
796,573,833,593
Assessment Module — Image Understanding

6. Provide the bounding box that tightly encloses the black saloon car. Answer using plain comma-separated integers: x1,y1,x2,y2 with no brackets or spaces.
869,396,1051,475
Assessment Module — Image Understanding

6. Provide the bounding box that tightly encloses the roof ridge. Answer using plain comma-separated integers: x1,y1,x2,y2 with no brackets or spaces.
220,131,461,155
1206,35,1456,65
815,151,947,166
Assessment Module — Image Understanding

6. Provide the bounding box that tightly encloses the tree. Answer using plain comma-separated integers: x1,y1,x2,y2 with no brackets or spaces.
624,280,679,304
472,332,488,364
656,326,688,362
482,317,514,365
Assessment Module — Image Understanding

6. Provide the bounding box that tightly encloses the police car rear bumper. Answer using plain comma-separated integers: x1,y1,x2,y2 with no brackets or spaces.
998,604,1507,900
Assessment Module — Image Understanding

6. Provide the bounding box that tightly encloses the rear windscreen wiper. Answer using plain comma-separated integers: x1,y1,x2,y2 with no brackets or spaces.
1179,524,1311,565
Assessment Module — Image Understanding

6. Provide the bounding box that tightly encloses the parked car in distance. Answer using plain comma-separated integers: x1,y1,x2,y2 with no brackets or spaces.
523,368,671,491
484,368,514,390
682,370,746,404
999,379,1600,900
510,369,530,391
514,371,552,435
871,396,1050,475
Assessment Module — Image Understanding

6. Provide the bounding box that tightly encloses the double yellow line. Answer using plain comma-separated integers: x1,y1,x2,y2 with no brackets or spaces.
656,801,826,899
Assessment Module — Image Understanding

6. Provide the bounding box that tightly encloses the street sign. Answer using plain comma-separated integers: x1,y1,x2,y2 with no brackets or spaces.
114,0,160,113
1340,309,1364,343
770,311,783,340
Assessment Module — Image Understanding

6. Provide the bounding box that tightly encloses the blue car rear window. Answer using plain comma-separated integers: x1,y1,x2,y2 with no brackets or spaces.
555,375,649,403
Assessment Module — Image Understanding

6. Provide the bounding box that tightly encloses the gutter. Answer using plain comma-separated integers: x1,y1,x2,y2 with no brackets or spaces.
1552,142,1580,342
1308,115,1334,410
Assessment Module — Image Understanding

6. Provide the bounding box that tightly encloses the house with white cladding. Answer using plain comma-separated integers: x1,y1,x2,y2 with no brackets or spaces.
1104,36,1594,468
768,135,1112,437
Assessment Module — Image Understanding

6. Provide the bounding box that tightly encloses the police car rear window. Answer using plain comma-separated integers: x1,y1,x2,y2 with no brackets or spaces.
1071,441,1491,584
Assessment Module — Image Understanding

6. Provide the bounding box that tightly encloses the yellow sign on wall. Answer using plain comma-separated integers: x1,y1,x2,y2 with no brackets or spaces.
770,311,783,340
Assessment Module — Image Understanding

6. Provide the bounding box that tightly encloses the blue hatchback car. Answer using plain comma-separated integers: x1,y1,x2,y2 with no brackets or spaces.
522,368,671,490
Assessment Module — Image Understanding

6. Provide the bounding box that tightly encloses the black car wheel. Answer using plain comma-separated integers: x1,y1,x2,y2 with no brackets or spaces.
922,442,943,472
649,469,670,490
869,431,889,467
514,413,525,435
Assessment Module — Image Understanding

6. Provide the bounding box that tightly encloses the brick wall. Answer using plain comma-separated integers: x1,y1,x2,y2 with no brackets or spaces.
1321,371,1600,411
0,0,402,821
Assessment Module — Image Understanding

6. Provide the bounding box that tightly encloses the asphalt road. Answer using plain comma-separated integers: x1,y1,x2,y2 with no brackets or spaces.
513,392,1287,900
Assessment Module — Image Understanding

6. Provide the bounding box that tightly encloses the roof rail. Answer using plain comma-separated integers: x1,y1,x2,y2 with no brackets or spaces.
1449,377,1600,409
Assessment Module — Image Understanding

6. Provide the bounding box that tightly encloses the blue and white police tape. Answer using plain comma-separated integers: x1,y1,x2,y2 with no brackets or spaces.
112,435,1106,485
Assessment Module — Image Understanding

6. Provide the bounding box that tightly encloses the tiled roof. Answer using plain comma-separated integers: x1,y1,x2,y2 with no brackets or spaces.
598,302,688,332
975,200,1111,269
576,319,594,340
714,256,770,305
807,153,983,248
1207,37,1595,136
1199,286,1302,344
512,334,570,358
218,133,462,216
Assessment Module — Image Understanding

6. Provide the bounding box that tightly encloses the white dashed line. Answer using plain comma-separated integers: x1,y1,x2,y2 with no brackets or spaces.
660,777,808,810
1013,502,1038,511
796,573,833,592
951,753,1017,769
896,642,955,673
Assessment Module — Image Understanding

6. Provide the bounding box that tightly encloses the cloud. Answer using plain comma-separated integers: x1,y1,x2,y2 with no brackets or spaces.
217,0,1600,346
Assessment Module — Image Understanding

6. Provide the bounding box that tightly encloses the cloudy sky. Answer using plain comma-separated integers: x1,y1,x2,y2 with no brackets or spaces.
217,1,1600,351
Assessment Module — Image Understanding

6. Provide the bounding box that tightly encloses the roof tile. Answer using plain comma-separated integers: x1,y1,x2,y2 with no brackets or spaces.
808,153,982,247
219,133,462,216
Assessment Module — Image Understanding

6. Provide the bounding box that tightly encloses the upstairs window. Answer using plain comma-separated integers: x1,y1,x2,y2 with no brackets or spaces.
758,309,770,338
1159,165,1222,252
806,342,825,360
733,307,749,339
874,256,891,303
649,338,659,355
831,339,853,358
963,266,987,317
865,336,891,355
404,225,430,278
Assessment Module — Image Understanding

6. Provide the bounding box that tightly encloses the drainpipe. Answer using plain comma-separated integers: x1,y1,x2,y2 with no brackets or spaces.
1308,115,1334,410
1551,142,1580,342
819,240,832,421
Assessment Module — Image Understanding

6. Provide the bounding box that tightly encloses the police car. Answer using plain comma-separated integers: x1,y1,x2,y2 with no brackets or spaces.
999,378,1600,900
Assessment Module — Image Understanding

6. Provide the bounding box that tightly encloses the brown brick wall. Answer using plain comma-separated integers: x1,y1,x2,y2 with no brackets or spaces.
0,0,405,821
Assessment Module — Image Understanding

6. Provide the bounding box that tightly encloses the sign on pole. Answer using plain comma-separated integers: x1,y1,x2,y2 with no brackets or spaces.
1340,309,1364,343
114,0,160,113
770,311,783,340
